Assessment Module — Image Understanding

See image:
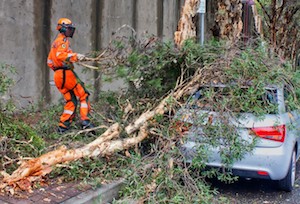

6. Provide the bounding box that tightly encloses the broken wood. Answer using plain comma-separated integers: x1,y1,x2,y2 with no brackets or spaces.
174,0,200,47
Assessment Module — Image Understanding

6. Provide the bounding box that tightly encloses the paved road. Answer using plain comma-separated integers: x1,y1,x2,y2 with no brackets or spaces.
210,162,300,204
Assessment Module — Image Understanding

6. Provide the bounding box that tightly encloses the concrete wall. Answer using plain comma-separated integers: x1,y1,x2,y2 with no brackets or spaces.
0,0,214,109
0,0,38,107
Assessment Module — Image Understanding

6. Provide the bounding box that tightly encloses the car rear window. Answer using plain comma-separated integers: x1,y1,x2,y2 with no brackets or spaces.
188,86,278,114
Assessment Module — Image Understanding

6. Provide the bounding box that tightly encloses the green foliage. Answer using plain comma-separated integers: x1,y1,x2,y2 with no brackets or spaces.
34,104,63,140
0,111,45,173
118,148,220,204
115,39,224,99
0,63,15,111
92,40,300,203
0,63,46,173
0,63,15,95
50,157,108,182
124,40,181,97
228,46,300,113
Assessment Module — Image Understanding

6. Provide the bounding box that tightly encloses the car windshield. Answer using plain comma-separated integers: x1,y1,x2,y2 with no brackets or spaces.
187,86,278,114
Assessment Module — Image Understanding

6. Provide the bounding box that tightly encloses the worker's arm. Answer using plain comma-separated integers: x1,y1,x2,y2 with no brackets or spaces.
55,42,79,63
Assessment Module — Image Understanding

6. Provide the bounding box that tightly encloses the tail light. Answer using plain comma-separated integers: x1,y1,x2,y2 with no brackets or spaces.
173,121,192,135
257,171,269,176
250,124,286,142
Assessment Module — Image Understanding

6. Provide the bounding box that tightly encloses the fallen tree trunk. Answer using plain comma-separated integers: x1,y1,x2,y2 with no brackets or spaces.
125,69,204,135
0,123,149,191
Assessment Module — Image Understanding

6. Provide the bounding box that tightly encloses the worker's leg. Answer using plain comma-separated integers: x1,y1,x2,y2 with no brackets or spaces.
71,72,93,129
54,70,78,132
58,90,77,130
73,81,93,128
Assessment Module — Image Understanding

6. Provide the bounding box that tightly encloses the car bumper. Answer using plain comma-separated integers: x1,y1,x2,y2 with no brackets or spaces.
181,141,293,180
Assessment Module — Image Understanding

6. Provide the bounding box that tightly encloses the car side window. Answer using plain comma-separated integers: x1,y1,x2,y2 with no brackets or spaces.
265,90,277,104
260,89,278,114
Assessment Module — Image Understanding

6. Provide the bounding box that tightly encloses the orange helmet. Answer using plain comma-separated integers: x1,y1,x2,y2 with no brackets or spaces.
56,18,76,38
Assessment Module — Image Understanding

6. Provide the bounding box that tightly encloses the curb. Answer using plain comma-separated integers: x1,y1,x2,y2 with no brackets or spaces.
61,179,124,204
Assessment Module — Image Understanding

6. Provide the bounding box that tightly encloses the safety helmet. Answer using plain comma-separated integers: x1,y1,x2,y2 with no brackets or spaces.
56,18,76,38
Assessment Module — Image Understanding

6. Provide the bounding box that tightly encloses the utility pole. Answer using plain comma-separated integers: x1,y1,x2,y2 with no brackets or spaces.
197,0,206,46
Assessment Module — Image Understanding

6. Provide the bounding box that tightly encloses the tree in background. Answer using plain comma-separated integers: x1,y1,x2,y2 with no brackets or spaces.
176,0,299,65
254,0,299,64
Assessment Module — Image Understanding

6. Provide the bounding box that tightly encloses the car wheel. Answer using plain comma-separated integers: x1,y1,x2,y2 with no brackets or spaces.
278,149,296,192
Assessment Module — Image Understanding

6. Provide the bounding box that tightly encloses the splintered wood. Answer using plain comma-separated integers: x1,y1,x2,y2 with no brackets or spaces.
174,0,200,47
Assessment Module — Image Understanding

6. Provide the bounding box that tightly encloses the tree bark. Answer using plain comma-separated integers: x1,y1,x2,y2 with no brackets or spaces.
215,0,243,41
174,0,200,47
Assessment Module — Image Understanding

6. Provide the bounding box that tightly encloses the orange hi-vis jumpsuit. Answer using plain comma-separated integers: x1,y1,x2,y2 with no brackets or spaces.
47,33,91,129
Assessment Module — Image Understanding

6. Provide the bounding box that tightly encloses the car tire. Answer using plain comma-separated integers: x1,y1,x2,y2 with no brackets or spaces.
278,149,296,192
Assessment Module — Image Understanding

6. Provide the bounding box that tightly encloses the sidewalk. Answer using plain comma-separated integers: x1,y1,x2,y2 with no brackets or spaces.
0,179,124,204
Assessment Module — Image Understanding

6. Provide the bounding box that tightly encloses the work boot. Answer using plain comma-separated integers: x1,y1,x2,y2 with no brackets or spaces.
57,126,69,134
81,120,96,135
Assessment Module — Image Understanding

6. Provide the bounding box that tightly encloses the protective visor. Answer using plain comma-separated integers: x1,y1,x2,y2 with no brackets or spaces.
65,26,76,38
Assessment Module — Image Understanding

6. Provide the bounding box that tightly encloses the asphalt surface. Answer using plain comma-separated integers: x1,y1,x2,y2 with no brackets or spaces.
209,162,300,204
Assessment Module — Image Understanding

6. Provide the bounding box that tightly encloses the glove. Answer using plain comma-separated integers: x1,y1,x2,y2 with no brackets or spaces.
77,53,86,61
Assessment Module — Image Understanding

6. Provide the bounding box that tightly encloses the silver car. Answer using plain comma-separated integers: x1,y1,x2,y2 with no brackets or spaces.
177,84,300,192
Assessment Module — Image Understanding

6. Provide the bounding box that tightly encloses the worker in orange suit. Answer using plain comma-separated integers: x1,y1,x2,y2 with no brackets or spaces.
47,18,94,133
